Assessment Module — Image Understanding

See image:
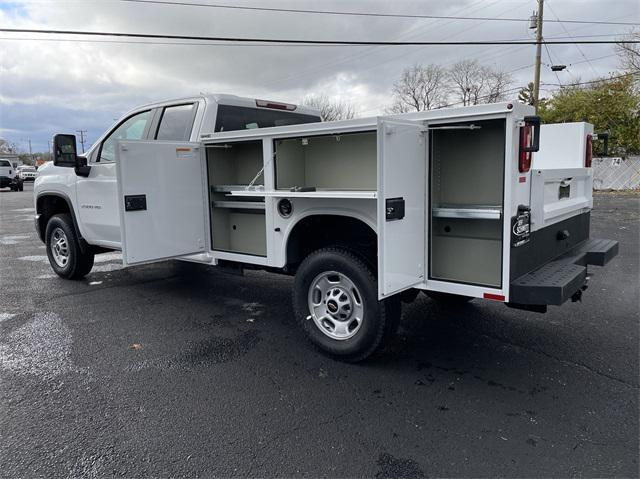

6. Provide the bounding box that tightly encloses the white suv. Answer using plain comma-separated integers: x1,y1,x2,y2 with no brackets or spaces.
17,165,38,181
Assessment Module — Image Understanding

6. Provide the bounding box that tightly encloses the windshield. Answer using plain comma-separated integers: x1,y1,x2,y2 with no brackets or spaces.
214,105,320,132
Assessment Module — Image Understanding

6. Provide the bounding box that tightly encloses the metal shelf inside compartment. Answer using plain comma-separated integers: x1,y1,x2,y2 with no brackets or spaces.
211,184,265,193
432,205,502,220
212,200,265,210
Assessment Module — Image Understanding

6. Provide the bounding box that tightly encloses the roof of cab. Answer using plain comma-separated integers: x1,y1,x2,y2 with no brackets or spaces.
132,93,320,117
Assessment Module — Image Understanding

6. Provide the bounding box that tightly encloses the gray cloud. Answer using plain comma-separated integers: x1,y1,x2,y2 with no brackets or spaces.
0,0,637,151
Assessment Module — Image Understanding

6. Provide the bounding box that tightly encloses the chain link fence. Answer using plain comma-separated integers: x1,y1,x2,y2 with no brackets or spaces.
592,156,640,191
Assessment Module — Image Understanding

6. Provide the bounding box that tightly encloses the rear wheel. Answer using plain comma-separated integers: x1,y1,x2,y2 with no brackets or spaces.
45,214,94,279
293,247,400,362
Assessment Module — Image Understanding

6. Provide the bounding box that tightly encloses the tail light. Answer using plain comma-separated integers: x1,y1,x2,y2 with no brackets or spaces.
519,116,541,173
519,126,532,173
585,134,593,167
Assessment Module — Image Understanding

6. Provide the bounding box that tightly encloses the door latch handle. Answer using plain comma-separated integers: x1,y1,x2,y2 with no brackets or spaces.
385,197,405,221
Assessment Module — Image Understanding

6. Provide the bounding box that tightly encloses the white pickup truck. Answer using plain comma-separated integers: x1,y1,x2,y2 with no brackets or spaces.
35,93,617,361
0,158,24,191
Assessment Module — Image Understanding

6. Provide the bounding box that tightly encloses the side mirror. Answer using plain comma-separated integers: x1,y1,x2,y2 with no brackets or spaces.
53,134,91,177
53,134,78,167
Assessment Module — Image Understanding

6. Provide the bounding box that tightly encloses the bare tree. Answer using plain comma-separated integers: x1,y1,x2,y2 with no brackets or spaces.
617,29,640,72
301,94,357,121
448,60,513,105
387,64,448,113
448,59,484,106
485,69,514,103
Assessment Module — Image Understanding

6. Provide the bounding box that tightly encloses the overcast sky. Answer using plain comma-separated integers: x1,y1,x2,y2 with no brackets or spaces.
0,0,638,153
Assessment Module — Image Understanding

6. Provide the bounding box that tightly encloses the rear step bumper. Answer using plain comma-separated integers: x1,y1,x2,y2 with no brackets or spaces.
510,238,618,306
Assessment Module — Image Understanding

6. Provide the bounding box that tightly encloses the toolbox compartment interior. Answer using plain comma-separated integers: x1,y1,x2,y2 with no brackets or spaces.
274,131,377,191
429,119,506,287
206,140,267,256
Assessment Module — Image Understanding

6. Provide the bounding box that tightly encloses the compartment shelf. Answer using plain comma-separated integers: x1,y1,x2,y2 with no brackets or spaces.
432,206,502,220
211,184,265,193
227,190,377,199
213,200,265,210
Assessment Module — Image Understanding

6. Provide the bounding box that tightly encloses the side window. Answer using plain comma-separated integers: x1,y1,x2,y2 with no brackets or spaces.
98,110,151,162
155,103,197,141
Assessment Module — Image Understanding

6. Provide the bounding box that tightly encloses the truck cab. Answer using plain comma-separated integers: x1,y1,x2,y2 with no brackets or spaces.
35,97,618,362
35,94,320,249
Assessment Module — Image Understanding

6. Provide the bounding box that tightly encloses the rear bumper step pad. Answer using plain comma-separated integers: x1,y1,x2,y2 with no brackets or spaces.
510,238,618,305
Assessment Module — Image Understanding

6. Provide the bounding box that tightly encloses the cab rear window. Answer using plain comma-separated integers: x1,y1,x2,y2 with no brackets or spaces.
214,105,320,132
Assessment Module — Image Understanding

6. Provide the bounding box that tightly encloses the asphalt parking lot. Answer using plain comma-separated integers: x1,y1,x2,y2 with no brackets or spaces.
1,182,638,478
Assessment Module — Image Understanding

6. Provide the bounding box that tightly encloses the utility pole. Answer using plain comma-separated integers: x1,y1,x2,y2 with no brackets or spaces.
21,138,34,164
532,0,544,113
76,129,87,153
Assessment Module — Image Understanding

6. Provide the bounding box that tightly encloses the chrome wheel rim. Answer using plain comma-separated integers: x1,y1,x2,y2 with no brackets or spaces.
51,227,70,268
307,271,364,341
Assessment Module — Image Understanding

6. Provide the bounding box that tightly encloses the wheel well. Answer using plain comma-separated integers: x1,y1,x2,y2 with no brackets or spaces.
36,195,73,243
285,215,377,272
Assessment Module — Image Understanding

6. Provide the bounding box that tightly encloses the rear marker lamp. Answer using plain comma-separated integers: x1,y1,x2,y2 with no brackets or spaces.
484,293,505,301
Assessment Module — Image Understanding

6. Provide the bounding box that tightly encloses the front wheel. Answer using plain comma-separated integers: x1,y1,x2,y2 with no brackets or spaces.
45,214,94,279
293,247,400,362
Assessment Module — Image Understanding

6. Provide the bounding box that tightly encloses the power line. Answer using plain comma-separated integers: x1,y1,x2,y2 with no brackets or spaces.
0,32,624,48
546,1,598,77
1,28,637,46
541,70,640,87
360,61,635,115
568,53,617,67
0,36,360,48
117,0,640,27
542,37,563,86
260,1,542,90
260,0,504,89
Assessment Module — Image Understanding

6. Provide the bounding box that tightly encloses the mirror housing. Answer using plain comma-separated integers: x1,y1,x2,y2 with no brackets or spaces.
53,134,91,177
53,134,78,167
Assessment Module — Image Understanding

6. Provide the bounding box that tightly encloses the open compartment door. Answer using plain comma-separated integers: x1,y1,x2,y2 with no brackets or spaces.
116,140,207,265
377,118,426,298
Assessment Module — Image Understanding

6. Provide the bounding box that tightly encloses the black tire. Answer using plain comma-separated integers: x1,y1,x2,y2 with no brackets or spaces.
425,291,473,306
293,247,401,362
45,213,94,279
18,182,23,191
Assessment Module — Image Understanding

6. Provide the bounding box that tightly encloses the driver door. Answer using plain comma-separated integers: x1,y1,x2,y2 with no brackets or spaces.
76,109,155,247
